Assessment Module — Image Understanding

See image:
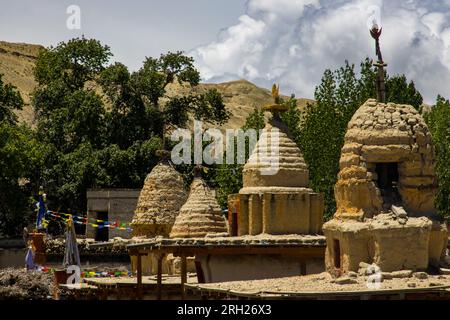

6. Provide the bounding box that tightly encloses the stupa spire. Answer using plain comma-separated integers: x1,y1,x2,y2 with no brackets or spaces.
263,83,288,120
155,149,171,163
370,21,387,103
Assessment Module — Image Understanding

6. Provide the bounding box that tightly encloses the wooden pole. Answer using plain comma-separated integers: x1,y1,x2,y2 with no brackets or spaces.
181,254,187,300
157,254,163,300
136,254,142,299
300,261,307,276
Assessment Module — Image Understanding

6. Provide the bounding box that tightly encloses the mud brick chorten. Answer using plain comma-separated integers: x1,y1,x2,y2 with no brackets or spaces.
323,99,448,274
170,167,228,238
323,25,448,276
130,151,188,275
131,151,188,238
228,85,324,236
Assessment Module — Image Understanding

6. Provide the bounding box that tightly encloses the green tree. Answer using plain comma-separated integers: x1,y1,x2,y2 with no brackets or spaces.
386,75,423,111
0,75,45,236
33,37,111,149
32,37,112,212
0,74,23,124
34,37,112,91
101,51,230,146
32,39,229,215
99,62,164,148
298,71,342,219
424,96,450,217
0,122,46,236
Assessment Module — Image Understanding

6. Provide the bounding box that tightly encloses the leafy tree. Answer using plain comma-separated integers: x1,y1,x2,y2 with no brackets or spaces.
32,39,229,215
424,96,450,217
99,62,163,148
31,38,113,212
0,122,46,236
34,36,112,91
36,90,106,153
386,74,423,111
101,51,230,145
0,74,23,124
0,75,45,236
280,95,301,143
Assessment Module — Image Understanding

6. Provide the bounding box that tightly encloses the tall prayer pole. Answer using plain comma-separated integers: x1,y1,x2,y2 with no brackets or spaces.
370,23,387,103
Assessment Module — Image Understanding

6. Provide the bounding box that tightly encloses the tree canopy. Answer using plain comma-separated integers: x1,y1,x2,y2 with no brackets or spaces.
424,96,450,217
30,38,229,217
0,74,23,124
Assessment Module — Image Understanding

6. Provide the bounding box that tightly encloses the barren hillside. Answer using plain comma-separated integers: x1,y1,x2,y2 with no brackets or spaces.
0,41,43,124
0,41,312,129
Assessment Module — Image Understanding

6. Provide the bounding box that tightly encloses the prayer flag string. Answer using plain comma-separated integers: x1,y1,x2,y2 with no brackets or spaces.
43,211,133,232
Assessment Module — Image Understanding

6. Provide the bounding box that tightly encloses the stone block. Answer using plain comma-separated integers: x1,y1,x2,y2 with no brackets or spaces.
391,270,413,278
413,272,428,279
361,145,411,162
335,276,357,285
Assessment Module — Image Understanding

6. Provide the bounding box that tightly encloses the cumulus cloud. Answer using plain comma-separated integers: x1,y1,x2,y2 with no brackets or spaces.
191,0,450,103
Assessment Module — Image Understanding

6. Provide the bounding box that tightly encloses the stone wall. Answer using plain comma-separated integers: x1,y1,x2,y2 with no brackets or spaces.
0,248,27,268
86,189,140,240
324,214,448,274
196,254,324,283
229,191,324,236
129,254,196,276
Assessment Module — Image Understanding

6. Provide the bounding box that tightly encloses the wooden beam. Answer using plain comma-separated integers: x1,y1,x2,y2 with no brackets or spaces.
169,246,325,257
136,254,142,299
194,260,205,284
181,254,187,300
157,254,163,300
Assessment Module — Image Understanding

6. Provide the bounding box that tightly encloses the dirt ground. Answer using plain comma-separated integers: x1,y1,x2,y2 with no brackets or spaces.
0,268,55,300
196,272,450,294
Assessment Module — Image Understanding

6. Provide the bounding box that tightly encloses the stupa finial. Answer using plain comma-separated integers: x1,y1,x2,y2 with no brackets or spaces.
264,83,288,119
271,84,280,103
370,21,387,103
193,164,203,178
155,149,171,163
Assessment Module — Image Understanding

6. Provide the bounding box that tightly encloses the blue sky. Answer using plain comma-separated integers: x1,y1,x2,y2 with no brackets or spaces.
1,0,449,103
0,0,246,70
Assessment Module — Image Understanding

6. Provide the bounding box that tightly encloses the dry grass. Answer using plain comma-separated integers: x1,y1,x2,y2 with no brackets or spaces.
0,41,43,124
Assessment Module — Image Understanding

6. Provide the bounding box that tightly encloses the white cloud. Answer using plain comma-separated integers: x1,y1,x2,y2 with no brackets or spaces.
191,0,450,103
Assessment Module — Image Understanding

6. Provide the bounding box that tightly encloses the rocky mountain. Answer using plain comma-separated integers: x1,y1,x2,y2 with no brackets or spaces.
0,41,313,129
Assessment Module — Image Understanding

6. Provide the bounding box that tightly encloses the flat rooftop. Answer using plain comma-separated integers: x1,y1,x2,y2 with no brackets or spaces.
127,234,326,250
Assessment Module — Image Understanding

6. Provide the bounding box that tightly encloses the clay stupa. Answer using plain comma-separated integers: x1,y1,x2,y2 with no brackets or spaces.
323,24,448,275
170,166,228,238
131,150,188,237
228,84,324,236
241,89,309,192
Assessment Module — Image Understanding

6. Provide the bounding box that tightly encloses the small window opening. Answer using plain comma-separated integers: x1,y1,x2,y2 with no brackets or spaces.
375,163,402,209
94,211,109,242
333,239,341,269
